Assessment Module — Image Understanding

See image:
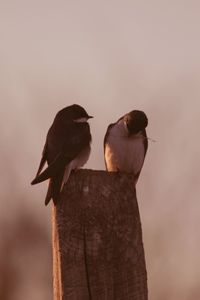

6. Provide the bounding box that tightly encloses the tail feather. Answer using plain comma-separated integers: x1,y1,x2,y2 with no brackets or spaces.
36,155,47,177
34,141,48,177
45,172,64,206
31,154,64,185
45,179,53,206
31,165,53,185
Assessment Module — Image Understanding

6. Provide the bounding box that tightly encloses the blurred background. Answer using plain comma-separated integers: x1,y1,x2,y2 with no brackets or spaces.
0,1,200,299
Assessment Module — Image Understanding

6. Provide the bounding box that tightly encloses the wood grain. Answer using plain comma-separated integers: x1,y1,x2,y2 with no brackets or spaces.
52,169,148,300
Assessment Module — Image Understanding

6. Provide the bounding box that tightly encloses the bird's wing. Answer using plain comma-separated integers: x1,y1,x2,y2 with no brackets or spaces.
103,123,115,170
31,152,65,184
143,129,148,156
134,129,148,181
33,140,48,177
31,122,91,185
103,123,115,151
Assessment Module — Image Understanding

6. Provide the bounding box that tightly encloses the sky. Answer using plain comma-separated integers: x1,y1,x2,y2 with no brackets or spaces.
0,1,200,299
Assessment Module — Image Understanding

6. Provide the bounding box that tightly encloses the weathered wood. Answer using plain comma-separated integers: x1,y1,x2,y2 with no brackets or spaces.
52,205,62,300
52,169,148,300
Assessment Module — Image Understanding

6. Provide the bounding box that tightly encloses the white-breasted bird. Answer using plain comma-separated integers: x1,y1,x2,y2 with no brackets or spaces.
31,104,93,205
104,110,148,184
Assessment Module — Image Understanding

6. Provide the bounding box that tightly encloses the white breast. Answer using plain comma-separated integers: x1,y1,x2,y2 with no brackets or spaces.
61,145,91,190
105,120,145,174
70,145,91,169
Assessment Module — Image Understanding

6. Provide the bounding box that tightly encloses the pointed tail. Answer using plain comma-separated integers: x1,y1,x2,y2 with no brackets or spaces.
45,172,64,206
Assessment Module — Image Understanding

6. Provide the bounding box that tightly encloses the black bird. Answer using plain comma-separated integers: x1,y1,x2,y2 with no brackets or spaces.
104,110,148,184
31,104,93,205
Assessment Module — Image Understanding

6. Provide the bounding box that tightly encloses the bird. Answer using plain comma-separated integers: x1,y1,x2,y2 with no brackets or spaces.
31,104,93,205
104,110,148,184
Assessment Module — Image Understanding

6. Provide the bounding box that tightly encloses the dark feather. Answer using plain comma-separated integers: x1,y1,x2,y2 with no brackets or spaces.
44,179,52,206
31,153,65,185
134,129,148,182
103,123,115,170
31,115,91,205
35,141,48,177
45,172,64,205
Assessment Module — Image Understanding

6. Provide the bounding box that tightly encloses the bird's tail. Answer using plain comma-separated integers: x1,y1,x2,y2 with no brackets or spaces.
31,153,64,185
45,173,64,206
45,179,53,206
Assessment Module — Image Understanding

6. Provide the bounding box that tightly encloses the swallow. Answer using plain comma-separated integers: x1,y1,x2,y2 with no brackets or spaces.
31,104,93,205
104,110,148,184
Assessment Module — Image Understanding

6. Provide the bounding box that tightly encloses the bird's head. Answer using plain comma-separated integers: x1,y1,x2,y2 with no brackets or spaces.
55,104,93,124
123,110,148,135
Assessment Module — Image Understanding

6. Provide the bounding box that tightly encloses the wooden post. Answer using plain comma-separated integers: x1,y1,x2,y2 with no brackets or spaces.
52,169,148,300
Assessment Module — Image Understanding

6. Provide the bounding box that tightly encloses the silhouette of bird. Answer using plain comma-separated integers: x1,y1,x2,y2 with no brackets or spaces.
31,104,93,205
104,110,148,184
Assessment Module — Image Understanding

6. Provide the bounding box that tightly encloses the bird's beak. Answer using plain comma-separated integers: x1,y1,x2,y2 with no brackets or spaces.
88,116,93,119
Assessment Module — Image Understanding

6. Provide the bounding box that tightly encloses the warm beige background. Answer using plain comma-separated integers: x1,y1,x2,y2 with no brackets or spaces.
0,1,200,299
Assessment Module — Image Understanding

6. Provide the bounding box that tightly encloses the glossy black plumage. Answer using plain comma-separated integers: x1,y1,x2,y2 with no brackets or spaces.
31,104,92,205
